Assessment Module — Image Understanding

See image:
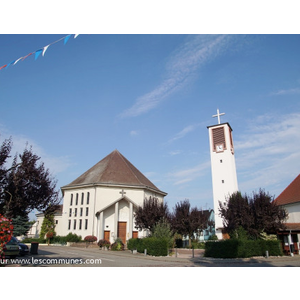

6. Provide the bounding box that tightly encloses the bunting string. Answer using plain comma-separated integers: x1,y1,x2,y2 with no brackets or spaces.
0,34,79,72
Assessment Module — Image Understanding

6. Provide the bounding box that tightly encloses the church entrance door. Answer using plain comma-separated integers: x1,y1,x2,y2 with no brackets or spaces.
104,230,110,241
118,222,127,244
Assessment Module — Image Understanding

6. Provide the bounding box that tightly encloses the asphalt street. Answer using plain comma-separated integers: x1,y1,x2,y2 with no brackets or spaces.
4,245,300,267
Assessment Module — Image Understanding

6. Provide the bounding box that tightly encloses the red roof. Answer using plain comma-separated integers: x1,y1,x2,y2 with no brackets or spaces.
274,174,300,206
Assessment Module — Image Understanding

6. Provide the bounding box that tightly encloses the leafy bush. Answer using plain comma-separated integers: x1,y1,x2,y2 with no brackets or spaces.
84,235,97,242
127,237,169,256
205,239,283,258
65,233,82,243
111,238,124,251
97,239,111,249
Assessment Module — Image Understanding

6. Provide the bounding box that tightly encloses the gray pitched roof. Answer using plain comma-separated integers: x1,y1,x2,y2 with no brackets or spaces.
62,150,166,195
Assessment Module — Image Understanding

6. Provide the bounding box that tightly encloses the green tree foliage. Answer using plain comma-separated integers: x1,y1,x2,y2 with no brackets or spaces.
219,189,288,239
39,213,55,240
0,137,60,219
12,215,31,236
152,218,173,247
134,197,169,233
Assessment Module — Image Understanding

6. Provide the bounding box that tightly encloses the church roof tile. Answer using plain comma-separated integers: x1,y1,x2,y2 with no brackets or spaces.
62,150,166,195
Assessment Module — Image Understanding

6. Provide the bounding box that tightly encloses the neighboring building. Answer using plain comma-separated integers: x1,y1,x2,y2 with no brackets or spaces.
274,174,300,255
55,150,168,244
198,209,215,241
207,109,239,239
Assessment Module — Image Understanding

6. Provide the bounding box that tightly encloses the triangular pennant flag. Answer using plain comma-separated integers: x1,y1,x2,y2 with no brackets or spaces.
42,45,50,56
35,49,43,60
64,35,71,45
22,53,33,61
0,65,7,71
14,57,23,65
5,60,16,69
74,34,80,39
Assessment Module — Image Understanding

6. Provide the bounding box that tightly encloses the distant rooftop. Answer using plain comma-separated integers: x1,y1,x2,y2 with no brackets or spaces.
274,174,300,206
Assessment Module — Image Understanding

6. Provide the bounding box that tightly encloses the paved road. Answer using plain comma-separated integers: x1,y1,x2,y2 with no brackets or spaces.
4,245,300,267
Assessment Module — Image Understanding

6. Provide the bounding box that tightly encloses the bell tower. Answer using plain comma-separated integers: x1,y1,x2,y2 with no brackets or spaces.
207,109,238,239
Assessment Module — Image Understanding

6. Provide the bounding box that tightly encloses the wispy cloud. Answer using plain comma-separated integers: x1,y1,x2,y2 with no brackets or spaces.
119,35,231,118
130,130,138,136
167,161,211,186
235,112,300,196
270,87,300,96
0,128,72,177
168,123,200,143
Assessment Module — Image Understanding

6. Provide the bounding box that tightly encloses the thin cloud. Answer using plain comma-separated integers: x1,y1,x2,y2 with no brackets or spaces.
168,124,200,143
119,35,231,118
270,87,300,96
235,112,300,196
168,161,211,186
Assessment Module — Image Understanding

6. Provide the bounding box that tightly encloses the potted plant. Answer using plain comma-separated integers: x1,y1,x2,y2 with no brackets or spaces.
84,235,97,248
97,239,111,250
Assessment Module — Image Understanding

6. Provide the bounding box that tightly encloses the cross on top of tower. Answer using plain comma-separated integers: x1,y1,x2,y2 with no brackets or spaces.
212,108,225,124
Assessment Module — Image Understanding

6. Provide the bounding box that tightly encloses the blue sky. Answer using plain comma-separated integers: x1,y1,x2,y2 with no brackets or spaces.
1,34,300,218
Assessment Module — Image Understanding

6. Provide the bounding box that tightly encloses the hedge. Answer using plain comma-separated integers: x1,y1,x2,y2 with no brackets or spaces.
204,239,283,258
127,237,169,256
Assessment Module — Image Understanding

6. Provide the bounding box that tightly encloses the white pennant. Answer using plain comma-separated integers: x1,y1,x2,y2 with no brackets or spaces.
13,57,23,65
42,45,50,56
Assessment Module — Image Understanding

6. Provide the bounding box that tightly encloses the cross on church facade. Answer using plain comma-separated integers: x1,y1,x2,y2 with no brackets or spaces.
212,108,225,124
119,189,126,197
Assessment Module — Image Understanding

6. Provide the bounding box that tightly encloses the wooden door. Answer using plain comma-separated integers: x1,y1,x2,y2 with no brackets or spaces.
104,231,110,241
132,231,138,239
118,222,127,244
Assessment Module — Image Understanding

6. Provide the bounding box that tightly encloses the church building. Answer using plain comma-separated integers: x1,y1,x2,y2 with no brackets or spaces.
207,109,239,239
58,150,167,245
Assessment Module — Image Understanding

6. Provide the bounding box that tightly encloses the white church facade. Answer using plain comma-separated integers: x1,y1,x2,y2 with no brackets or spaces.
36,150,167,245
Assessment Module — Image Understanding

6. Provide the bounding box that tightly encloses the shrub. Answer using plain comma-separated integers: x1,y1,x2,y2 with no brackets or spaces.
127,237,169,256
65,233,82,243
84,235,97,243
97,239,111,249
111,238,124,251
204,239,283,258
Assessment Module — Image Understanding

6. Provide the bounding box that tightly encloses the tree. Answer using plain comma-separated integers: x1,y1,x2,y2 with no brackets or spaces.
170,199,210,247
40,212,56,241
248,189,287,238
219,191,252,236
219,189,288,239
0,138,60,219
12,215,31,236
152,218,173,247
134,197,169,233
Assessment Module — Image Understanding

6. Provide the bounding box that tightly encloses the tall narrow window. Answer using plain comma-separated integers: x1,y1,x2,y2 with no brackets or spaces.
86,207,89,216
74,208,77,217
81,193,84,205
70,194,73,206
85,219,88,230
79,219,82,230
80,207,83,217
87,192,90,205
69,208,72,217
68,220,71,230
73,220,76,230
75,193,78,205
